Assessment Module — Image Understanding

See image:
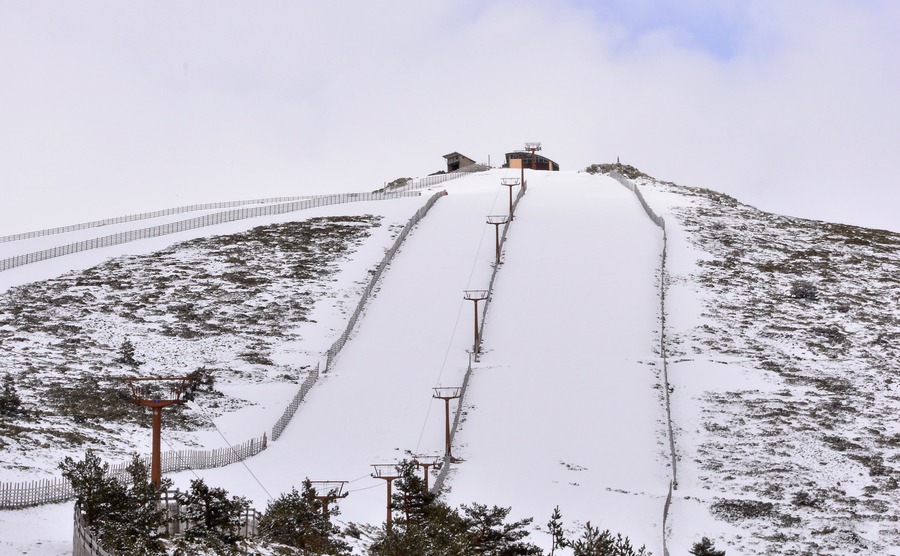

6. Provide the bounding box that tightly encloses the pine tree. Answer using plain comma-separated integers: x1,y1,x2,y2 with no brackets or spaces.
60,451,170,555
569,522,651,556
391,459,440,530
690,537,725,556
177,478,249,547
60,449,117,527
548,505,568,555
458,503,543,556
259,479,351,555
97,456,170,555
119,337,140,367
0,373,22,416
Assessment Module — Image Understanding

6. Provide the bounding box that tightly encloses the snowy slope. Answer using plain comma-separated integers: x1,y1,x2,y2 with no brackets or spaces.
442,171,669,553
159,172,507,528
3,167,896,555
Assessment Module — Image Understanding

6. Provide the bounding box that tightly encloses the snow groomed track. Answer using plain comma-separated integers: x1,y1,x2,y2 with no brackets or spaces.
442,171,669,552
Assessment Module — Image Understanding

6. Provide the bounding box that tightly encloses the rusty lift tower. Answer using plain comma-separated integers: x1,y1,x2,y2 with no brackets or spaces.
463,290,488,354
486,215,508,265
524,141,542,171
371,464,402,535
125,377,188,489
412,455,442,492
309,480,348,517
432,387,462,461
500,177,520,221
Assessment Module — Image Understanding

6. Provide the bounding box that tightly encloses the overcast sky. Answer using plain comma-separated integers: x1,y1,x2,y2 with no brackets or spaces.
1,0,898,233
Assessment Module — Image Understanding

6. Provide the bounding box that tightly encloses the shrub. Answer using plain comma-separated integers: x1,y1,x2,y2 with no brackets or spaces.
789,280,818,301
176,478,250,546
0,373,22,416
690,537,725,556
569,522,650,555
61,451,170,555
259,479,350,554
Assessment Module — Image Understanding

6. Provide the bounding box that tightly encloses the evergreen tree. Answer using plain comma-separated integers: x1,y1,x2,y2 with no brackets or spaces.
60,452,170,555
569,522,650,556
361,460,544,555
458,503,543,556
259,479,351,555
0,373,22,416
391,459,440,529
177,478,249,547
547,505,568,555
119,337,140,367
60,449,118,527
689,537,725,556
96,456,170,555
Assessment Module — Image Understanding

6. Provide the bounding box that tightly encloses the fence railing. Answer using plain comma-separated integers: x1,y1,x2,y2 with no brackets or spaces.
403,164,491,192
2,196,312,244
431,181,528,493
272,364,320,441
1,434,267,509
73,493,263,556
609,170,674,556
324,189,449,373
6,163,489,251
0,191,423,273
73,506,113,556
157,488,262,537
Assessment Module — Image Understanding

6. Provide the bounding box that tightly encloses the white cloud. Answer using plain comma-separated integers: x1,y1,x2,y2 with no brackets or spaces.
1,0,897,233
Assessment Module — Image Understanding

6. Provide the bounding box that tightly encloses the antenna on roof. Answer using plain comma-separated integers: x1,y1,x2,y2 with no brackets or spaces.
524,142,542,170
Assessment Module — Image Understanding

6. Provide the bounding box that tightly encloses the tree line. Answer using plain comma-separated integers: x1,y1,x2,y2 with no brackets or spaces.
62,452,725,555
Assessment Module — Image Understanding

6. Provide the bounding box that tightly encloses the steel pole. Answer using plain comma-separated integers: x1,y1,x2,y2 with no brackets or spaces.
444,399,452,458
473,299,481,353
151,407,162,489
385,480,393,535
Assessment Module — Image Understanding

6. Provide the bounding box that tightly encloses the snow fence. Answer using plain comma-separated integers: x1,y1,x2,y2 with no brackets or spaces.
609,170,675,556
271,364,320,441
323,189,449,373
0,196,311,244
0,434,267,509
0,192,423,273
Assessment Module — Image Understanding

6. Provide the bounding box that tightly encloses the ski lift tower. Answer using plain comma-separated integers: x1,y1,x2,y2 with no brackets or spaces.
500,177,520,221
309,480,349,517
432,387,462,460
412,455,442,492
371,464,402,535
525,141,542,171
463,290,489,354
486,215,508,265
125,377,189,489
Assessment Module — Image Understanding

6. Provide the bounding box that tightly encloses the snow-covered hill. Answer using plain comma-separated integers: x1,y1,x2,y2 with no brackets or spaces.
1,167,898,555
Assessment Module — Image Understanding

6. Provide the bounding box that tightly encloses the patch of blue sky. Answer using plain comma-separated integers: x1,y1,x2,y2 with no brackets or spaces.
567,0,751,60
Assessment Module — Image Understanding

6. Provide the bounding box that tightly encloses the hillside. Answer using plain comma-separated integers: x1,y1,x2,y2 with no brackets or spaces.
1,168,898,555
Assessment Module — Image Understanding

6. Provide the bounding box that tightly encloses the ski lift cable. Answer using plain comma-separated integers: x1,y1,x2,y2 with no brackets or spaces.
161,435,203,482
413,183,503,455
189,398,275,501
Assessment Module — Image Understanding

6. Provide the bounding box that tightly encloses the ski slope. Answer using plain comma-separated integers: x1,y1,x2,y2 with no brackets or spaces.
1,169,673,554
443,172,669,551
160,171,505,528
